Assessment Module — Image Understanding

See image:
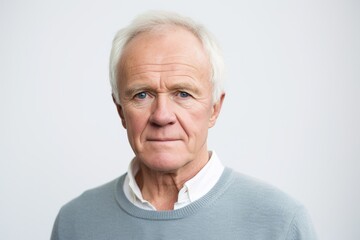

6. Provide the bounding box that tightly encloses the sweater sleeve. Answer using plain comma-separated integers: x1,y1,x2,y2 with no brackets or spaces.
285,206,317,240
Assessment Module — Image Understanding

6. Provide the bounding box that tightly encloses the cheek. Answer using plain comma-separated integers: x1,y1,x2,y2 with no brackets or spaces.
124,110,148,138
178,106,212,136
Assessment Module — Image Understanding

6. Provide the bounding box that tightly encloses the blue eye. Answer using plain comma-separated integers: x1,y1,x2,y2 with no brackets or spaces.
135,92,147,99
178,91,190,98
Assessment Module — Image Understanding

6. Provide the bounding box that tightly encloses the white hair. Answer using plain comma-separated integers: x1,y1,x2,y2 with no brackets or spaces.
109,10,225,104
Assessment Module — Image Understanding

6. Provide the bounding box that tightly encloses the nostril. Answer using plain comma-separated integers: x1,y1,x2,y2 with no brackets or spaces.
149,111,176,127
149,97,176,126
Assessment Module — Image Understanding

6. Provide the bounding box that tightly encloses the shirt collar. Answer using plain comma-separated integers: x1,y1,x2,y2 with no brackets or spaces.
180,151,224,203
124,151,224,210
127,158,154,207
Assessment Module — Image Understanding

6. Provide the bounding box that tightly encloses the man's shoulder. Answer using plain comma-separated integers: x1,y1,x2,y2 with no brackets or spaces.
51,174,130,239
208,169,317,239
59,174,125,215
225,168,303,215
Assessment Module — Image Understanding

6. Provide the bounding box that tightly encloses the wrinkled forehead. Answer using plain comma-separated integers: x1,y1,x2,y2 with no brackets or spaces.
118,25,210,71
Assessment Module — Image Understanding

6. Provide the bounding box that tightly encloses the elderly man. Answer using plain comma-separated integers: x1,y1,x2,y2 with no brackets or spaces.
51,11,317,240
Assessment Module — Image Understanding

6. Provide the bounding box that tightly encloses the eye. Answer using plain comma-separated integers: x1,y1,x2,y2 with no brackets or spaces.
134,92,147,99
178,91,190,98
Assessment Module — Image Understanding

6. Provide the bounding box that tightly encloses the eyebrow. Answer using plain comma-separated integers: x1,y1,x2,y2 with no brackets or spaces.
124,81,201,97
169,82,201,95
124,84,152,97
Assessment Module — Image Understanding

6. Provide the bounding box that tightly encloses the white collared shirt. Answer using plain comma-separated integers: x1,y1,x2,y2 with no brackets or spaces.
123,151,224,210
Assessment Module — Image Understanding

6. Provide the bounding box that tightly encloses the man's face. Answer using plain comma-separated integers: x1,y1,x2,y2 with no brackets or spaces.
116,27,224,173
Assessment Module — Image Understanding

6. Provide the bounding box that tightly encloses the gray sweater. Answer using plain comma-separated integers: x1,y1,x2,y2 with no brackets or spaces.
51,168,317,240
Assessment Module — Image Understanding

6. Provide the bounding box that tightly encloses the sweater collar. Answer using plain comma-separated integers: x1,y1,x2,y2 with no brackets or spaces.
124,151,224,210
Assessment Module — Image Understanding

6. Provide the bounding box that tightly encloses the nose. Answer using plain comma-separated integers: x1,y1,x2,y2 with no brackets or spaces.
149,95,176,127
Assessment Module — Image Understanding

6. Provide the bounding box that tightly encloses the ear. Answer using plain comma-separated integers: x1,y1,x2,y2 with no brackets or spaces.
209,92,225,128
112,94,127,129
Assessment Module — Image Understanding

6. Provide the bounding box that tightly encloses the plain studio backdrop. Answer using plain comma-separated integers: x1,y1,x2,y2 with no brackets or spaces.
1,0,359,239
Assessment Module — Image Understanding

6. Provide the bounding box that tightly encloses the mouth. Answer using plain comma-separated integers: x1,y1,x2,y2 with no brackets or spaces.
147,138,180,142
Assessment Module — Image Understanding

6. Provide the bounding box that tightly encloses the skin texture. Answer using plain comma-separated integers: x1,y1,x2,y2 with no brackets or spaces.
114,26,225,210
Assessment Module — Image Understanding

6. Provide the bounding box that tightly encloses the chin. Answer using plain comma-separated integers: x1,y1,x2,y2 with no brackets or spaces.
138,152,190,173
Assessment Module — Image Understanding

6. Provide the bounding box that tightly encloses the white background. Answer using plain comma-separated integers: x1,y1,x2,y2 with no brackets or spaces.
1,0,359,239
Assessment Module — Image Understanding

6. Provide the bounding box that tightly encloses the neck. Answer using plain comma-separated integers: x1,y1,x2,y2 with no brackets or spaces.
135,151,210,210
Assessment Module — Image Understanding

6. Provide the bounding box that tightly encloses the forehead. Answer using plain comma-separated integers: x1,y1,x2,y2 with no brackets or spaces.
118,26,211,78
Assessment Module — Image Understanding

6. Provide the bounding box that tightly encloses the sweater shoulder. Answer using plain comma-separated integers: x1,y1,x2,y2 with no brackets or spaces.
227,169,303,215
214,169,317,239
51,175,127,240
59,175,124,215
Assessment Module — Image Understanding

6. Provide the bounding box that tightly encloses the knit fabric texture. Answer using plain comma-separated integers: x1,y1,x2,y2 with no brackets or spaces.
51,168,317,240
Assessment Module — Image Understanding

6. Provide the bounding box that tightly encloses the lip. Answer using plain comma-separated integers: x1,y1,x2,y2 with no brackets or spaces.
147,138,180,142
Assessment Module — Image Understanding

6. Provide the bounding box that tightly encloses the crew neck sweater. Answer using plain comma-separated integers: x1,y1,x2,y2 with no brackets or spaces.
124,151,224,210
51,168,317,240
